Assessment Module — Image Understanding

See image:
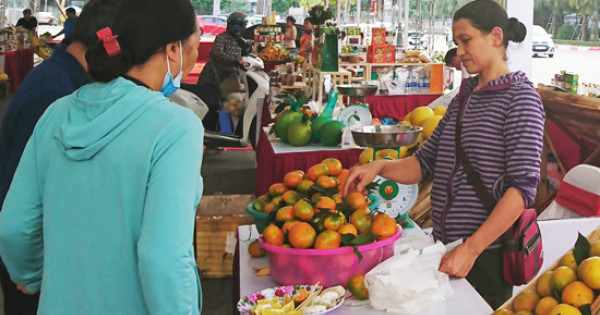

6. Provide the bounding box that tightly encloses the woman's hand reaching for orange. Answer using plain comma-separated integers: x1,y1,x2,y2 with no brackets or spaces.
341,160,385,197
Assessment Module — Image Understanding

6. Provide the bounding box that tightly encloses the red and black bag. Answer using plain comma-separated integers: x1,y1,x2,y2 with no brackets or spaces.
455,111,543,286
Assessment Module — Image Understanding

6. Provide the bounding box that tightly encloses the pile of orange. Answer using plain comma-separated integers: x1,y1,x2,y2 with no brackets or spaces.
494,240,600,315
255,158,399,250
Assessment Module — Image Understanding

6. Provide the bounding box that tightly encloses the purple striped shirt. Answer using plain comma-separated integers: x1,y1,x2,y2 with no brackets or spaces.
415,71,545,248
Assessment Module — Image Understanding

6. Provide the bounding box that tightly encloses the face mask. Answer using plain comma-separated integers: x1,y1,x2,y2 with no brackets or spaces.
305,30,312,35
161,41,183,97
230,25,244,36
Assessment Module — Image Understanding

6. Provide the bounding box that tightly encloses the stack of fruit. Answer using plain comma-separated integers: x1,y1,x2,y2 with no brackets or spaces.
251,158,399,250
495,238,600,315
272,110,345,147
259,42,291,62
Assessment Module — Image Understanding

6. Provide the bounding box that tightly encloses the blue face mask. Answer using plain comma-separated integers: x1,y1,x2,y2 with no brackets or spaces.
161,41,183,98
230,25,244,36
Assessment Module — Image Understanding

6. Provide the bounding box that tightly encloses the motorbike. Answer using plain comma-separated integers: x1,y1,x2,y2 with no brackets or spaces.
169,49,269,149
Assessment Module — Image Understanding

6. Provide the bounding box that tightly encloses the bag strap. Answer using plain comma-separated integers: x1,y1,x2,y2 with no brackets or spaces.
454,104,496,213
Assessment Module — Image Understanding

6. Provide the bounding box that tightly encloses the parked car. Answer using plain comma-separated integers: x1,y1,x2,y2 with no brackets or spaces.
242,23,305,49
197,15,227,36
248,16,263,27
36,11,57,25
407,30,429,50
532,25,555,58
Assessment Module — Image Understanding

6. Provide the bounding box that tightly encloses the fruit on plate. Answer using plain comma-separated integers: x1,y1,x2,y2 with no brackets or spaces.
259,43,290,62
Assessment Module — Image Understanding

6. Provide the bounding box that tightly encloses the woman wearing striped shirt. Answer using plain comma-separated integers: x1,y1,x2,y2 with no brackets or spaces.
343,0,545,308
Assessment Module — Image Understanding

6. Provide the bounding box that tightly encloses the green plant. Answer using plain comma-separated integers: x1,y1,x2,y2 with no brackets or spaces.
306,4,334,26
557,24,575,40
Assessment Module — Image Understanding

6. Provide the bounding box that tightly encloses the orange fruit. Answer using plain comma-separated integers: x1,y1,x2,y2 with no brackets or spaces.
535,296,559,315
371,213,398,240
268,183,288,197
314,230,341,249
348,274,369,300
288,222,316,249
314,196,336,210
311,193,323,203
297,179,315,194
338,223,358,237
578,256,600,289
548,304,582,315
248,239,267,258
263,224,285,246
331,193,343,204
323,212,345,231
253,195,270,212
336,169,349,191
283,170,305,188
346,192,368,210
306,163,329,181
276,206,295,221
350,209,372,235
316,175,338,189
282,190,300,205
293,288,308,303
561,281,594,308
513,289,539,312
282,220,300,234
551,266,578,293
293,200,315,221
270,196,283,206
263,202,277,214
322,158,343,176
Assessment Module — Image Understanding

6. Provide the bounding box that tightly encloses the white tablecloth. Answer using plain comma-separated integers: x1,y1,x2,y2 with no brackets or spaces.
237,224,493,315
263,127,350,154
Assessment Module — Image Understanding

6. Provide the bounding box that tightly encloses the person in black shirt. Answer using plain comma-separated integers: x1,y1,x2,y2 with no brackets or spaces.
16,9,37,32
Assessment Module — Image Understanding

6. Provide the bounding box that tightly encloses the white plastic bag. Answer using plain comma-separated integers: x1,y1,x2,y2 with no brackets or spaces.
364,240,452,314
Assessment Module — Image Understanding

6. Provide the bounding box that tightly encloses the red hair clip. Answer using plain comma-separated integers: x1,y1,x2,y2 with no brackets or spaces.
96,27,121,57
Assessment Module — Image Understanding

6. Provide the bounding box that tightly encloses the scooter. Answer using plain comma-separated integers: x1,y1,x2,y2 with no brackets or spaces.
169,53,270,148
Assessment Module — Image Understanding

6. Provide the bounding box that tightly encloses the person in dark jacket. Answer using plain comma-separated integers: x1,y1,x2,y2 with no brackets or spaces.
196,11,250,130
0,1,121,313
16,9,37,32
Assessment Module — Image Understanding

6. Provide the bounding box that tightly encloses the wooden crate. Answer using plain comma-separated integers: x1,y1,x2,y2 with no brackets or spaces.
498,225,600,312
195,195,255,279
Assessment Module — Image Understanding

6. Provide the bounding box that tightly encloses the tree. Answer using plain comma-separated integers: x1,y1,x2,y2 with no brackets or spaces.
435,0,469,20
272,0,301,15
568,0,600,41
191,0,213,15
535,0,574,38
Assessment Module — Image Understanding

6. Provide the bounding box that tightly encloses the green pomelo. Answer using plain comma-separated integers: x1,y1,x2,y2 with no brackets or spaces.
287,121,313,146
274,111,302,143
318,121,345,146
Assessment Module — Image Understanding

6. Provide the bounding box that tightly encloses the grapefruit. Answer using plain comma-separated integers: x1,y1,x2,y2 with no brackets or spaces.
318,121,345,146
288,120,312,146
274,111,302,143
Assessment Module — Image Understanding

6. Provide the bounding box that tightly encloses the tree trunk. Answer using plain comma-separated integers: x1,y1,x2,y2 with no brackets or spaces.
582,14,589,41
551,7,559,38
592,11,599,41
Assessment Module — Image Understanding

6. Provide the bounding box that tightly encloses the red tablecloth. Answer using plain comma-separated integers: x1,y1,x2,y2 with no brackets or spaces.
547,121,598,171
255,130,362,196
358,94,442,121
3,49,34,93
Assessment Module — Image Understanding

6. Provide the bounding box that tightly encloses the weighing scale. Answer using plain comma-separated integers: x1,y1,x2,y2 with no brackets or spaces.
351,125,424,228
335,84,377,126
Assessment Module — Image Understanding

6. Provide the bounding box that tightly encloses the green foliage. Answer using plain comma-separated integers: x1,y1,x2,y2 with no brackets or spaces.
557,24,575,39
190,0,212,15
574,232,591,265
273,0,301,14
435,0,469,19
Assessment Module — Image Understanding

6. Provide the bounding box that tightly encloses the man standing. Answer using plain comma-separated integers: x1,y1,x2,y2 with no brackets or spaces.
0,0,121,313
52,8,79,45
15,9,37,32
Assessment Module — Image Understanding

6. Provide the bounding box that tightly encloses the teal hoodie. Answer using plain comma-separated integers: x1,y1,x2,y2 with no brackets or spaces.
0,77,204,314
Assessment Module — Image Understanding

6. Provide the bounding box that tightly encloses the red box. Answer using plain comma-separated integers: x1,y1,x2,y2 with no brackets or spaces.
385,45,395,63
372,28,386,47
371,46,386,63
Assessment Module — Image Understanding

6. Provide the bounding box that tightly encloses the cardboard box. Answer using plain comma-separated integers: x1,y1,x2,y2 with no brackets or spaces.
385,45,396,63
372,28,386,47
370,46,386,63
564,73,579,95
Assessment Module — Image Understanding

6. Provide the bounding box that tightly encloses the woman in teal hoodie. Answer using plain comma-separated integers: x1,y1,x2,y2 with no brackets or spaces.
0,0,204,313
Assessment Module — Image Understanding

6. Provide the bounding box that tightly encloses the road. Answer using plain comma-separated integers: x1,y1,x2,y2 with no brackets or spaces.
531,49,600,87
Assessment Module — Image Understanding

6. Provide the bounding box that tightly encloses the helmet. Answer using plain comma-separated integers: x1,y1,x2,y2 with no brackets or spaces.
227,12,248,37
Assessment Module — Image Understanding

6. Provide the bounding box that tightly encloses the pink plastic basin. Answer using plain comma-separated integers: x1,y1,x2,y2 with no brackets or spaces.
258,227,402,288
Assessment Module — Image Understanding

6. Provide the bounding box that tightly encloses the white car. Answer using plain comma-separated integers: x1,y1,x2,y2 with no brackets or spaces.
532,25,555,58
36,12,57,25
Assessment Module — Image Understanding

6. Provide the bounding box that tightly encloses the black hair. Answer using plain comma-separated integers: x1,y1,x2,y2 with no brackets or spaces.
23,9,32,15
287,16,296,24
65,8,76,15
444,48,457,66
71,0,122,48
86,0,196,83
453,0,526,47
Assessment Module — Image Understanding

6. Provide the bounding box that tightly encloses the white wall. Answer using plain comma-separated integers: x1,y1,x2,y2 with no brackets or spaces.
506,0,534,78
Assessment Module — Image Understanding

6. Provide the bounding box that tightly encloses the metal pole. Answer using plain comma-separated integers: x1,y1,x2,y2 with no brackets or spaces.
356,0,361,24
336,0,341,24
403,0,408,49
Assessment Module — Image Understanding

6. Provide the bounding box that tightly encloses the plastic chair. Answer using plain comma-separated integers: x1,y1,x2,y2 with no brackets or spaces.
538,164,600,220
